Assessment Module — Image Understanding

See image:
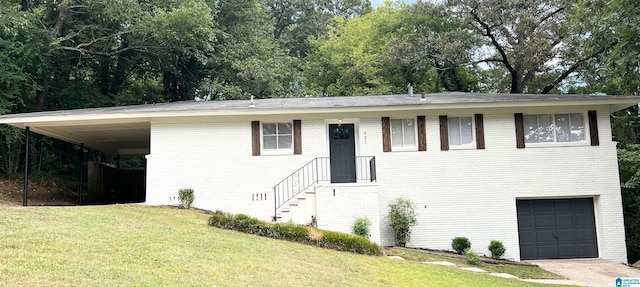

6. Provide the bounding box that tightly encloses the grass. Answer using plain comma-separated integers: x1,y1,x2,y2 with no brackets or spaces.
0,205,565,286
387,248,564,279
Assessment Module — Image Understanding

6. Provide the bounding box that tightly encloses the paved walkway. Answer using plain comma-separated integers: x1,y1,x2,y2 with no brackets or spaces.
525,259,640,287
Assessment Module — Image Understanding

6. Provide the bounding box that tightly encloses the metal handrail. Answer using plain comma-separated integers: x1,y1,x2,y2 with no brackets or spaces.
273,156,376,220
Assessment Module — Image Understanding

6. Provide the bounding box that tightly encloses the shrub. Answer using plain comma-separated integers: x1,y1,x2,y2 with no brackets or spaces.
387,198,418,246
465,248,480,265
320,230,383,256
208,210,233,228
488,240,506,259
207,210,382,256
178,188,195,208
452,237,471,254
232,214,269,236
352,217,372,238
270,222,309,242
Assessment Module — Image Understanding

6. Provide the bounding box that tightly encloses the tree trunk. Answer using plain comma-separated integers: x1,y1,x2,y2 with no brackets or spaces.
35,67,50,111
110,50,132,98
510,70,524,94
21,0,30,11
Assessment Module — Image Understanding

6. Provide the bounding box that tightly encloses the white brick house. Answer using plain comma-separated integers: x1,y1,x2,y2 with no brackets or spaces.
1,92,636,263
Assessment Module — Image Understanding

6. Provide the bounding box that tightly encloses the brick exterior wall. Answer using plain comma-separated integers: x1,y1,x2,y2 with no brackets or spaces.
145,105,628,263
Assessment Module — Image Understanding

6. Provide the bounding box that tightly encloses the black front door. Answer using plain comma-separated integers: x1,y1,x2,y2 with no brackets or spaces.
329,124,356,183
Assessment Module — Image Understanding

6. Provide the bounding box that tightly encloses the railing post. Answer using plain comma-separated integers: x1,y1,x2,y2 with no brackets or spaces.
273,187,277,221
370,157,376,182
314,158,318,183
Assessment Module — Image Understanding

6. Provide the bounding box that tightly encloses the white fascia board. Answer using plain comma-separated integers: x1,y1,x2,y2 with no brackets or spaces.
1,98,637,125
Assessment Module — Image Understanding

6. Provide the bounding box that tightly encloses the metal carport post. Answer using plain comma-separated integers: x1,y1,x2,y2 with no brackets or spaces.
79,143,84,205
23,127,29,206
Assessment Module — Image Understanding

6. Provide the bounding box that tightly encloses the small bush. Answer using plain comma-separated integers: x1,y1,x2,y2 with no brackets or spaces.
208,210,233,228
321,230,383,256
270,222,309,242
207,211,382,256
465,248,480,265
352,217,372,238
387,198,418,246
488,240,506,259
178,188,195,208
452,237,471,254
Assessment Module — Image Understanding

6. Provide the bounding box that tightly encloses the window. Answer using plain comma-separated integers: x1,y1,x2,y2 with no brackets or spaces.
524,113,585,143
448,117,473,146
391,119,416,147
263,122,292,150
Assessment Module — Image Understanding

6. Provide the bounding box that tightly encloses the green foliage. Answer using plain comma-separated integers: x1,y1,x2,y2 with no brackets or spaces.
452,237,471,255
488,240,506,259
208,210,382,256
178,189,195,208
261,0,372,57
352,217,372,238
206,0,303,100
446,0,617,94
304,2,478,97
573,0,640,96
464,248,480,265
618,146,640,264
387,198,418,246
0,126,24,177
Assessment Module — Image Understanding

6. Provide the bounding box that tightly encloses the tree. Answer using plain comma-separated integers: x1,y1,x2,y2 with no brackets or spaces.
261,0,372,57
0,2,45,114
446,0,619,94
617,146,640,264
204,0,302,100
11,0,218,110
305,2,478,96
573,0,640,97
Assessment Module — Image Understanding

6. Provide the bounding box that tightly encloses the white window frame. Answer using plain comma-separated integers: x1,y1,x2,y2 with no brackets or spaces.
523,113,588,146
390,118,417,151
261,122,293,155
448,116,475,150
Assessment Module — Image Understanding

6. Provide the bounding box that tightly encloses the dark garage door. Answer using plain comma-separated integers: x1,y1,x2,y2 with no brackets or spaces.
516,198,598,260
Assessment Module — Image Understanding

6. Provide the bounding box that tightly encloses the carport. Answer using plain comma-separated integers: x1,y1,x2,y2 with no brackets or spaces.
0,107,151,206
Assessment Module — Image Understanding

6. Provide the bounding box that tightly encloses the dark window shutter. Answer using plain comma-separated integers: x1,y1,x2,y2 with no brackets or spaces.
293,120,302,154
439,115,449,151
588,110,599,146
417,116,427,151
514,113,525,149
382,117,391,152
475,114,485,149
251,121,260,156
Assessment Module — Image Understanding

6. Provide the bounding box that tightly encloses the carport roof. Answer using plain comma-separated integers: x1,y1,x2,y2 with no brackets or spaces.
0,92,637,155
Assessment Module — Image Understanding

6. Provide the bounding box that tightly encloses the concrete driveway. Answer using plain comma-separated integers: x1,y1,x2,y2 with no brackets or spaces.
524,259,640,287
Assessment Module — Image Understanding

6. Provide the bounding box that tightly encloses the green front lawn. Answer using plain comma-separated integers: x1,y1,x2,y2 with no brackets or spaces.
0,205,563,286
387,248,564,279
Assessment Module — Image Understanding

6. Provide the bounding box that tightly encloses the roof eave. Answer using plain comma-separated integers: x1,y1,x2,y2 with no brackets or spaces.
0,97,637,125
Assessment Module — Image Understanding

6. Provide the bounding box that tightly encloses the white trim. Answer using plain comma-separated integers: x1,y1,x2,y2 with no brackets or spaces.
325,119,360,157
1,98,636,125
260,121,294,155
390,118,418,151
523,112,590,147
448,116,476,150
